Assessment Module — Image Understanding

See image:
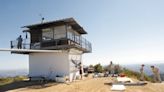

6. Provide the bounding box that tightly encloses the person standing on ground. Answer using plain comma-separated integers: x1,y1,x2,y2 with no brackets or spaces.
79,62,83,79
17,35,23,49
114,64,121,75
140,64,145,81
108,61,115,76
150,66,162,83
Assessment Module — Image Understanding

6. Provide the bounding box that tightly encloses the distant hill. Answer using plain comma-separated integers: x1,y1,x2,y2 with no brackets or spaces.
0,69,28,77
123,63,164,75
123,63,164,81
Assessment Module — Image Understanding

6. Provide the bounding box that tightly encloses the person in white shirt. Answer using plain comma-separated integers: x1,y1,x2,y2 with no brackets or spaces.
150,66,162,83
140,64,145,81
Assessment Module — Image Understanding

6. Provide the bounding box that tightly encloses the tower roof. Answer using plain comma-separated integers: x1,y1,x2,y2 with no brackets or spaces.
22,17,87,34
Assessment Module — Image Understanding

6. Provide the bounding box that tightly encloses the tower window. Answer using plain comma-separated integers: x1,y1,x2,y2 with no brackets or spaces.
42,28,53,41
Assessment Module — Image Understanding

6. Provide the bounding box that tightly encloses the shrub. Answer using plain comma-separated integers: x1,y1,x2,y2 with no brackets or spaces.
0,76,27,86
122,68,153,82
94,63,103,73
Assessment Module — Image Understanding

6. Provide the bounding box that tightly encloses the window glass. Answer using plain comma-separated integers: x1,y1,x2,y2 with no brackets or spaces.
67,31,74,40
42,28,53,41
54,26,66,39
67,27,80,42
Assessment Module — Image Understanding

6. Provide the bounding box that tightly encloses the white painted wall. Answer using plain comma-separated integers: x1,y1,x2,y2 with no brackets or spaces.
29,52,69,80
68,49,83,81
28,49,83,81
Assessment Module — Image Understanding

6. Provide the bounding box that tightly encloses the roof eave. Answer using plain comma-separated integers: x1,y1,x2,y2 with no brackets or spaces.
21,18,88,34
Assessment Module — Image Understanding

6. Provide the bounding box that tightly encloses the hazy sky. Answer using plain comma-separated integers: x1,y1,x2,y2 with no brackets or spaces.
0,0,164,70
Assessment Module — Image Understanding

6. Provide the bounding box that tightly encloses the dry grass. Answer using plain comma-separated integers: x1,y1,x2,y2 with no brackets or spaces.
1,76,164,92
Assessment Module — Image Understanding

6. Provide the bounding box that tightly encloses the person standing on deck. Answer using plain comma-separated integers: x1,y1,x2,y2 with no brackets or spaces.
140,64,145,81
17,35,23,49
150,66,162,83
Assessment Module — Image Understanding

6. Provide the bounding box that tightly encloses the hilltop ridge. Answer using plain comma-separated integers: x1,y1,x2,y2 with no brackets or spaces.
1,77,163,92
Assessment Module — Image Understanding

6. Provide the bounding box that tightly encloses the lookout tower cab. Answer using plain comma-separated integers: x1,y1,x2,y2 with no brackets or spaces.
10,18,92,81
11,18,91,53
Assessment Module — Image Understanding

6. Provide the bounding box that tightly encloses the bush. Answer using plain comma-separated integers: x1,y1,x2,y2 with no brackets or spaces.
122,68,153,82
0,76,27,86
94,63,103,73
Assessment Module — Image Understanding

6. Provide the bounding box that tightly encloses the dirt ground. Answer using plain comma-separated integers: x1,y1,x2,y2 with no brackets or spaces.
1,76,164,92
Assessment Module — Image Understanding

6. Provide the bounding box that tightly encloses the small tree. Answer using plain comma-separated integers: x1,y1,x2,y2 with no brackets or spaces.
89,64,94,68
94,63,103,73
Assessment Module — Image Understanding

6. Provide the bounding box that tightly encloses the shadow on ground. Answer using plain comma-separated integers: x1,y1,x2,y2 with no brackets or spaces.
104,82,112,86
0,81,59,92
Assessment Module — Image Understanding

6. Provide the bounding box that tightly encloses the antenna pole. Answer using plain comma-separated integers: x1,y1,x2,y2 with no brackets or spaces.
39,14,44,23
